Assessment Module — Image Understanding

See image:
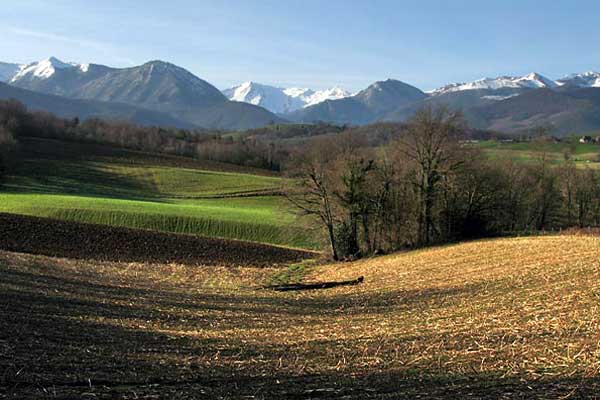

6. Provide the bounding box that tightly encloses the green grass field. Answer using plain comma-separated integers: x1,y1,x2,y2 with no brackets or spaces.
0,138,320,249
477,139,600,168
4,156,281,198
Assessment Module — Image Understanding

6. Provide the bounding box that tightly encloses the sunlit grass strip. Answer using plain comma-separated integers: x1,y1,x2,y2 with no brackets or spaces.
0,194,320,249
44,208,317,249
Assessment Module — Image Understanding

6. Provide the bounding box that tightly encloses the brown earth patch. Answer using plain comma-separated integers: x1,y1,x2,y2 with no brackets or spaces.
0,213,315,267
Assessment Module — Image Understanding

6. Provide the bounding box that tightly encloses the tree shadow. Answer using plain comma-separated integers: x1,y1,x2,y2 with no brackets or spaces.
6,158,162,200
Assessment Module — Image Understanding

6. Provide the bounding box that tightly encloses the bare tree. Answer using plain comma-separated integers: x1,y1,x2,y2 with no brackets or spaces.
0,125,17,187
333,155,375,258
284,136,342,260
397,106,467,245
559,161,578,226
529,154,563,230
574,169,598,227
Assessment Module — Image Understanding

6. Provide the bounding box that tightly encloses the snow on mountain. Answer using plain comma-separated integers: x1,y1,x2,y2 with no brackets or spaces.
513,73,558,89
480,94,520,101
223,82,301,114
557,71,600,88
10,57,80,82
294,87,350,107
429,72,558,96
223,82,350,114
0,62,22,82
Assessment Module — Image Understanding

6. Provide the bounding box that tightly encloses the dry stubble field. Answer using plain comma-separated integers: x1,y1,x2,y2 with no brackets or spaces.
2,235,600,399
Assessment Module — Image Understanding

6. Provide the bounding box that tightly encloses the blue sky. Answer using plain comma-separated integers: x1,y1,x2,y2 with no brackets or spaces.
1,0,599,91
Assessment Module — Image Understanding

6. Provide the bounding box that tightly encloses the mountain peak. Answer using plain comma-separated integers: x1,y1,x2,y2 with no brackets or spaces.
38,57,78,71
558,71,600,88
372,78,400,86
360,78,425,96
582,70,600,77
515,72,557,88
46,56,66,64
353,79,427,114
140,60,181,72
430,72,557,95
524,72,541,79
143,60,173,67
368,79,420,91
223,82,350,114
11,57,79,82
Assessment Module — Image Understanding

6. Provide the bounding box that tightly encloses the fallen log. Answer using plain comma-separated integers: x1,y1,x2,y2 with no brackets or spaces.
266,276,364,291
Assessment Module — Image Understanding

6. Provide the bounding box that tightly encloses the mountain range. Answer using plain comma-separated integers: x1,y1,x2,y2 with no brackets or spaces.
2,57,283,130
1,57,600,135
285,71,600,135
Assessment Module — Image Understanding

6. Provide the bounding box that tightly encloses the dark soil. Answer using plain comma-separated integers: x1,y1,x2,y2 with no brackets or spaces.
0,213,314,267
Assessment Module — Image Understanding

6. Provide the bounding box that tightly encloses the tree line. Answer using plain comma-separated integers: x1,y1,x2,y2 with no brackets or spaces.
286,106,600,260
0,99,295,174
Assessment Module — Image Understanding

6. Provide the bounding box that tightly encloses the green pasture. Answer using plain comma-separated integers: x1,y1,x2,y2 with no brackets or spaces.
476,139,600,168
0,138,320,250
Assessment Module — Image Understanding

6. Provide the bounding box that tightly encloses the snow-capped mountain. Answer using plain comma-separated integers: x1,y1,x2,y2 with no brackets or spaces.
10,57,83,82
9,57,237,109
5,57,283,130
284,87,350,108
288,79,428,125
0,62,23,82
223,82,303,114
223,82,350,114
4,56,600,133
429,73,558,96
557,71,600,88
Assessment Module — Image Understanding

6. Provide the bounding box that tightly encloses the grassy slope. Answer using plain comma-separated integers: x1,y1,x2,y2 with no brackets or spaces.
3,235,600,398
0,138,318,249
5,159,282,198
